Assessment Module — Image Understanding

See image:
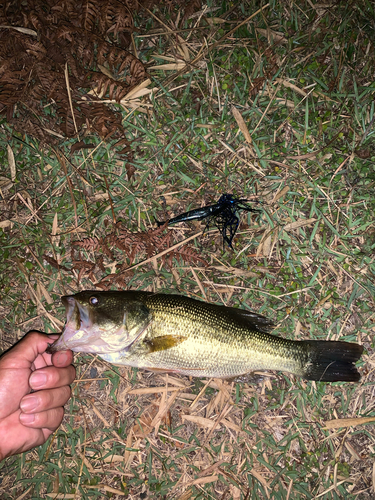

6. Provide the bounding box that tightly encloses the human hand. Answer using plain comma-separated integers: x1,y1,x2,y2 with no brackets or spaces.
0,331,75,460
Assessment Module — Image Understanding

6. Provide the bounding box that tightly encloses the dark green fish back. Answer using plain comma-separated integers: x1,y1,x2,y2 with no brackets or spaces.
143,293,275,336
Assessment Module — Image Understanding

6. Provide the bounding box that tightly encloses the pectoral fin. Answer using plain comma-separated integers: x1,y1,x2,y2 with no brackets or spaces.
144,335,187,353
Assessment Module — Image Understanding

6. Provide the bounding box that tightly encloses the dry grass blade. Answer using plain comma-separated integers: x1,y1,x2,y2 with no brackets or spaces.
231,105,253,144
324,416,375,429
7,144,16,181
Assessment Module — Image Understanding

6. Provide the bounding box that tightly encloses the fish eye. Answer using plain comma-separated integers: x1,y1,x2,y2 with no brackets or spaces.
89,296,99,306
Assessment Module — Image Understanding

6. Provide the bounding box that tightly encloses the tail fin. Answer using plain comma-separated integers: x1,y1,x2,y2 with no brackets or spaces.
301,341,363,382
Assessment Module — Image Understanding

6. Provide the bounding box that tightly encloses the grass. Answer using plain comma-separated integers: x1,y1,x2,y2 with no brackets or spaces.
1,0,375,498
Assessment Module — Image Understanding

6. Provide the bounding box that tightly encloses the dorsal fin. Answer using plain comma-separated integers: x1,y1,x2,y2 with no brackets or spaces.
219,305,275,333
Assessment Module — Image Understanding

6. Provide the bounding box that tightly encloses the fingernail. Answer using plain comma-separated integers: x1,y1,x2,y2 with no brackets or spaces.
30,372,47,389
20,413,35,424
20,396,38,412
56,352,68,365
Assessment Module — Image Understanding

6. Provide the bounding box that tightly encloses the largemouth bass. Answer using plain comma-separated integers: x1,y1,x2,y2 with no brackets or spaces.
48,291,363,382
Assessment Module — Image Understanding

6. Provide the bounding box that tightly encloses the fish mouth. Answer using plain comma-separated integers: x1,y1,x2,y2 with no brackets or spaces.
48,295,133,354
48,296,90,352
63,296,91,330
48,296,108,353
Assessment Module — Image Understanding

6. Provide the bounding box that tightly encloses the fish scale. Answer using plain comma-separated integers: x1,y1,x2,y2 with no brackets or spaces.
48,291,363,382
130,294,306,378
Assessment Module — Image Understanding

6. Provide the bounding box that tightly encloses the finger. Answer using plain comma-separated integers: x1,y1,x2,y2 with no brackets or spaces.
19,406,64,431
51,350,74,368
0,332,60,370
20,385,72,414
29,364,76,391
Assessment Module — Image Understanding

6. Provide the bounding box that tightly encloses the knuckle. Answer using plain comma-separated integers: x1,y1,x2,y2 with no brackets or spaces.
46,386,71,408
67,365,76,383
45,390,56,407
27,331,43,343
47,368,61,387
43,364,76,390
60,385,72,404
49,407,64,430
36,406,64,430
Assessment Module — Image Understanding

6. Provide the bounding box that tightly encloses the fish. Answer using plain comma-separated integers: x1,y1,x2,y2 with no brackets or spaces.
48,291,363,382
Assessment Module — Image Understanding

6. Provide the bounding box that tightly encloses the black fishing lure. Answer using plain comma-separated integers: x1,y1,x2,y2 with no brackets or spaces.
156,194,260,249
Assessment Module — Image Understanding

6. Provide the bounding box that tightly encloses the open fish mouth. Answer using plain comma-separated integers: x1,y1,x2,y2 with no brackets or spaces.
48,296,117,353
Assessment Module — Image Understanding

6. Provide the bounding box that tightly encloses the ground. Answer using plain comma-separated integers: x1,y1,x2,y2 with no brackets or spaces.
0,1,375,498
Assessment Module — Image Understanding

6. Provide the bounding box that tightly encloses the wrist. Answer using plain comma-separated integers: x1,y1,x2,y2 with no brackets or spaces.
0,419,13,461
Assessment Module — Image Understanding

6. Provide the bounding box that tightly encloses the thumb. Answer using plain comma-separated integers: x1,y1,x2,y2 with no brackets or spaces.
0,332,60,370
